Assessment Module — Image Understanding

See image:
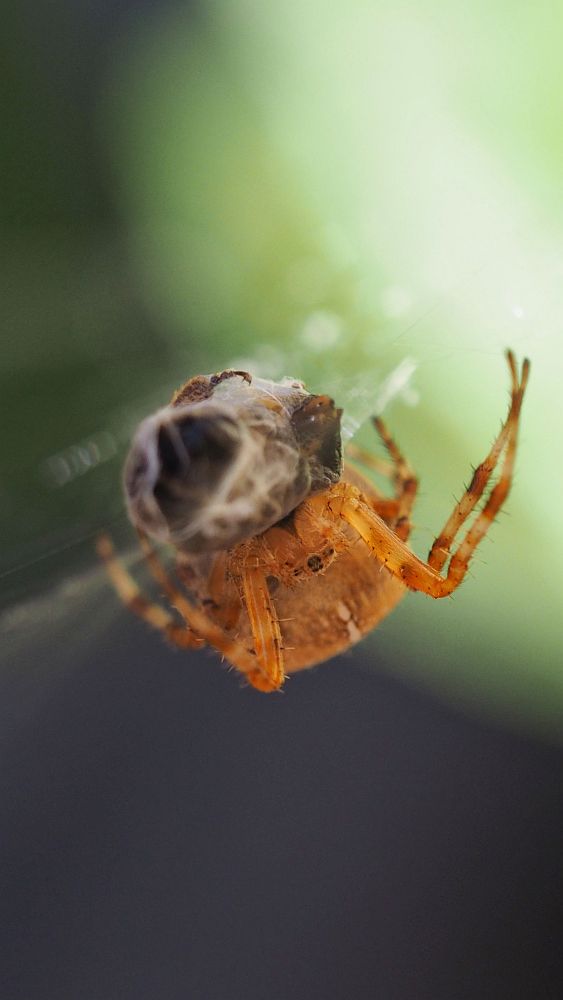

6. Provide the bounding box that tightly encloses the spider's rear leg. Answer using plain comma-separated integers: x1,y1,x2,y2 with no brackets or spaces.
97,534,204,649
136,529,285,692
428,350,530,571
99,533,265,678
136,534,273,680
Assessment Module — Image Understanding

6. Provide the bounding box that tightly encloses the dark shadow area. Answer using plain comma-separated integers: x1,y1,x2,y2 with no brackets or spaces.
2,622,562,1000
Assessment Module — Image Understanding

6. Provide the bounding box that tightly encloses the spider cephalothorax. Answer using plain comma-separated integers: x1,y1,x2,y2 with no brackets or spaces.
100,352,530,693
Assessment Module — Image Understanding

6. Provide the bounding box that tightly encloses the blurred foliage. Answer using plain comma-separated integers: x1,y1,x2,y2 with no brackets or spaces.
2,0,563,738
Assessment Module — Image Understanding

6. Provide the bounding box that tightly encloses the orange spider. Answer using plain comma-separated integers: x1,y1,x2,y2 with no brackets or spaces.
98,351,529,693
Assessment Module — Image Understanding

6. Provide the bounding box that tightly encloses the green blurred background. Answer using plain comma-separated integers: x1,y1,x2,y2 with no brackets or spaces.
2,0,562,738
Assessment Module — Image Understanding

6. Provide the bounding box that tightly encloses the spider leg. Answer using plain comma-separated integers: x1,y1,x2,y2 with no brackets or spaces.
135,534,273,679
141,530,284,691
367,497,404,523
347,416,417,540
138,532,241,634
371,500,411,541
436,353,530,585
206,551,243,631
344,457,402,526
371,415,418,523
96,534,203,649
428,350,530,571
347,419,417,507
99,533,263,677
325,486,452,596
321,352,529,599
237,564,285,692
345,443,394,481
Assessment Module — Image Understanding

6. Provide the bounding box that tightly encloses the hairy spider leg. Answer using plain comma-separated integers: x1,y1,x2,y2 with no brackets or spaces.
431,352,529,579
346,415,418,539
428,349,529,571
227,509,353,692
98,533,265,680
139,530,284,692
96,534,203,649
345,444,394,481
238,564,285,692
370,415,418,538
343,453,400,524
205,551,243,632
316,352,529,599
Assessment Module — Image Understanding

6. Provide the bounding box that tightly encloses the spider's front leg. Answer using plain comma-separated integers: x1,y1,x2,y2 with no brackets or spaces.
320,352,530,599
428,350,529,572
324,485,452,597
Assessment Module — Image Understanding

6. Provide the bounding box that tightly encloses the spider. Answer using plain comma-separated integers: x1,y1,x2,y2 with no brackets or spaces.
98,351,529,693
